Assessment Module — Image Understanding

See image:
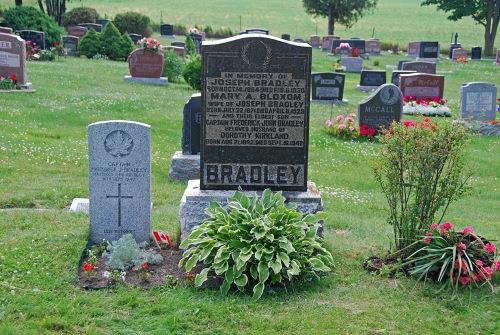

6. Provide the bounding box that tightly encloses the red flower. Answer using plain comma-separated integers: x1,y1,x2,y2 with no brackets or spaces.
440,221,453,235
10,73,17,83
131,266,137,272
140,262,149,270
462,226,474,235
494,261,500,271
459,276,469,285
454,259,468,274
479,266,493,280
484,243,496,254
359,124,377,137
403,120,416,128
82,262,95,272
475,259,483,267
456,242,467,254
430,223,439,231
423,231,433,244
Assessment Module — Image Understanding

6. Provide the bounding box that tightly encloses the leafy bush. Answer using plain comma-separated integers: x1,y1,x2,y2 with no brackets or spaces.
179,189,334,300
373,119,470,252
163,51,184,82
100,22,131,61
37,49,56,61
62,7,99,28
119,33,135,60
185,35,197,56
104,234,163,271
182,54,202,90
78,28,101,59
114,12,151,37
325,113,358,139
404,222,498,291
2,6,63,47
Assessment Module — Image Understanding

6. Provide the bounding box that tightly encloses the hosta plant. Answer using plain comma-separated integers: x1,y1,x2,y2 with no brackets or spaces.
179,189,334,300
404,222,499,291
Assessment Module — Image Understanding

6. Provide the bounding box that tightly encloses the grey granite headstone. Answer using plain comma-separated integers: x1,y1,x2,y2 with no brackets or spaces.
341,57,363,72
460,82,497,121
311,72,346,102
78,23,102,33
358,84,403,131
62,35,79,56
309,35,320,48
402,61,436,74
88,120,151,243
18,30,45,49
366,39,381,55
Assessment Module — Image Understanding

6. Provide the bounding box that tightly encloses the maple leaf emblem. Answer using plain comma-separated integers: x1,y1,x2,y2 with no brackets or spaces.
104,130,134,157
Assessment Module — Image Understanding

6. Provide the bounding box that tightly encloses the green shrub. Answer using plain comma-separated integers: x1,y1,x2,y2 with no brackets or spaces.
78,28,101,59
373,119,470,252
119,33,135,60
173,24,187,35
100,22,130,61
185,35,197,56
37,49,56,61
179,189,334,300
182,54,202,90
62,7,99,28
104,234,163,271
2,6,63,47
163,51,184,82
373,60,380,67
114,12,151,37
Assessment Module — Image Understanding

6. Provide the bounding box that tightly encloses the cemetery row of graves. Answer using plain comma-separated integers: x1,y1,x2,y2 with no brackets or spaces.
0,6,499,332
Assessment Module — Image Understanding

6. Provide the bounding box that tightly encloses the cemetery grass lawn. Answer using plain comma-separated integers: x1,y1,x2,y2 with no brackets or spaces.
0,53,499,334
2,0,499,48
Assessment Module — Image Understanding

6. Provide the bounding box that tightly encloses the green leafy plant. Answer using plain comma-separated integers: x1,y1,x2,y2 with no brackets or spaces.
104,234,163,271
100,22,132,61
0,74,18,90
119,33,135,60
78,28,101,59
62,7,99,28
37,49,56,61
182,54,202,90
185,35,197,56
163,51,185,82
373,119,471,252
2,6,63,47
403,222,498,292
179,189,334,300
113,12,152,37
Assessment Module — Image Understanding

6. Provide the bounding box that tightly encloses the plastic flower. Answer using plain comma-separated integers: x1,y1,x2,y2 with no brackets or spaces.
494,261,500,271
423,231,433,244
456,242,467,254
459,276,469,285
484,243,496,254
475,259,483,267
82,262,95,272
335,115,344,123
338,124,346,130
440,221,454,235
462,226,474,235
140,262,149,270
430,223,439,230
403,120,416,127
10,74,17,83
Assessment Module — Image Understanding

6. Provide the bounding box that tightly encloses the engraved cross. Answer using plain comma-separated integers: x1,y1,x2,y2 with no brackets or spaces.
106,183,133,227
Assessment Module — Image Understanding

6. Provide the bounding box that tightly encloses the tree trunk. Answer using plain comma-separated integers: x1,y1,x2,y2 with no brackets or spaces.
37,0,45,14
483,0,499,56
15,0,23,5
328,6,335,35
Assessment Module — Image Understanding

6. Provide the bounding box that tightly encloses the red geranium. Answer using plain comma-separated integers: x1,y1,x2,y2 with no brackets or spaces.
359,124,377,137
10,73,17,83
351,48,360,57
82,262,95,272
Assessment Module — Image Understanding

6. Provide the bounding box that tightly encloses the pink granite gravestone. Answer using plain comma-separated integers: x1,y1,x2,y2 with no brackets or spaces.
0,32,28,86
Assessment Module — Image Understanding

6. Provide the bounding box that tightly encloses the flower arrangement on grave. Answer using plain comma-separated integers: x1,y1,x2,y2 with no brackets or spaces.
335,42,352,55
455,56,468,64
351,48,360,57
403,222,498,291
138,37,161,53
403,96,451,117
25,40,40,61
359,123,377,137
332,60,345,72
0,74,19,90
496,98,500,113
325,113,358,139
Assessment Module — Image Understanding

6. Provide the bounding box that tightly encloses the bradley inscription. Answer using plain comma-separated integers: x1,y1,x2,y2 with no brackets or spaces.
201,35,311,191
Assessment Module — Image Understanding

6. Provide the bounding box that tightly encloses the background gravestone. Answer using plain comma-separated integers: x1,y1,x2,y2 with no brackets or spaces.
322,35,335,52
171,41,185,48
471,47,482,60
0,32,29,87
331,39,366,54
365,39,381,55
96,19,110,27
129,34,142,44
359,70,386,87
182,93,202,155
189,33,203,53
407,42,420,57
460,82,497,121
201,35,311,191
128,49,164,78
311,72,345,102
391,70,416,86
281,33,290,41
62,35,79,56
18,30,45,49
309,35,320,48
399,73,445,98
401,61,436,74
166,46,186,58
243,28,269,35
294,38,305,43
496,49,500,64
358,84,403,131
397,60,411,70
68,26,88,39
160,24,174,36
0,27,13,34
341,57,363,72
452,48,468,61
88,120,151,244
419,41,439,59
79,23,102,33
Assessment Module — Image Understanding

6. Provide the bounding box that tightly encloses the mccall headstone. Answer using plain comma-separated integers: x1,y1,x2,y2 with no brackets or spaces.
79,23,102,33
460,82,497,121
407,42,420,57
401,61,436,74
160,24,174,37
452,48,468,61
0,32,30,89
400,73,445,98
419,41,439,59
125,49,167,85
341,57,363,72
309,35,320,48
18,30,45,49
0,27,13,34
471,47,482,60
88,120,151,244
391,70,416,86
358,84,403,131
366,39,381,55
201,35,311,191
62,35,79,56
68,26,88,39
311,72,346,103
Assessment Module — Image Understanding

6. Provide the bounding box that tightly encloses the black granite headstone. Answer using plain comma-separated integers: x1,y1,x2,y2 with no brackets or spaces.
293,38,305,43
62,35,79,56
391,70,416,86
358,84,403,131
419,41,439,58
401,61,436,74
397,60,411,70
471,47,482,60
129,34,142,44
201,35,311,191
96,19,110,27
171,41,186,48
281,34,290,41
182,93,202,155
242,28,269,35
78,23,102,33
189,33,203,53
360,70,386,87
311,72,345,101
18,30,46,49
160,24,174,36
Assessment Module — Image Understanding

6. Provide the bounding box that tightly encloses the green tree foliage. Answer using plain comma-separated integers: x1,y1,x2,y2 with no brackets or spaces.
182,54,202,90
3,6,63,46
78,28,101,59
163,51,185,82
100,21,128,61
119,33,134,61
113,11,152,37
421,0,499,56
302,0,378,35
62,7,99,28
185,35,197,56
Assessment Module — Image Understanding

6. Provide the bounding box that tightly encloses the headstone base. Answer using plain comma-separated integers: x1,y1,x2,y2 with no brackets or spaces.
124,76,168,86
416,57,439,64
403,105,451,117
69,198,89,213
169,151,200,181
453,120,500,136
179,179,323,240
356,85,380,93
311,99,348,105
161,35,175,39
0,83,35,93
